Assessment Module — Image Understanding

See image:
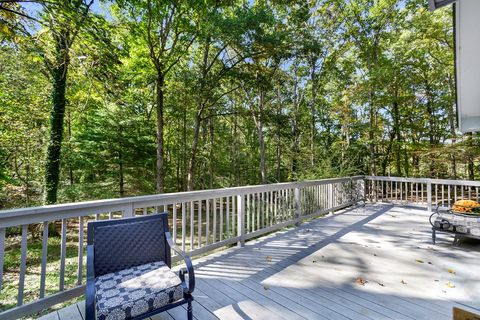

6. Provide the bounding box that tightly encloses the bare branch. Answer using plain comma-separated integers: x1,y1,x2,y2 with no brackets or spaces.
0,5,41,23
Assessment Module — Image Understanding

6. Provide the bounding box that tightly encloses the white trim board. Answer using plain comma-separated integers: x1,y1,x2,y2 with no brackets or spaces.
456,0,480,132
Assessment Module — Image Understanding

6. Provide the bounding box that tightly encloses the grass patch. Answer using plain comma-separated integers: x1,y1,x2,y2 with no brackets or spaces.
1,225,87,316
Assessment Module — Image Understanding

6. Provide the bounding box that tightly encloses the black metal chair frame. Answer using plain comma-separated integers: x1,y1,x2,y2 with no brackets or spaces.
86,213,195,320
430,200,480,245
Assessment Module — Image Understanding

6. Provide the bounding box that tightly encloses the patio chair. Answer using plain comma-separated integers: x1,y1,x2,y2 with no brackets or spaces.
86,213,195,320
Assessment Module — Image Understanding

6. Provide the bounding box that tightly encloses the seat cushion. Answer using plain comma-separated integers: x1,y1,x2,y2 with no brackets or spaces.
95,261,184,320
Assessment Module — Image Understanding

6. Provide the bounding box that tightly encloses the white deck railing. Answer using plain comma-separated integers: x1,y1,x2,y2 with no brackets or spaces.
3,175,479,319
0,176,364,319
366,176,480,211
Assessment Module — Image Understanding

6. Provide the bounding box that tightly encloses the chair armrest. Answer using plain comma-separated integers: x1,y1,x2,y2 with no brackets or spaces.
436,199,454,213
86,245,96,320
165,232,195,294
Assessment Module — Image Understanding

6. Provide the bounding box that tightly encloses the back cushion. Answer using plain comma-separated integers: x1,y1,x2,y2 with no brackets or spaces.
93,218,166,276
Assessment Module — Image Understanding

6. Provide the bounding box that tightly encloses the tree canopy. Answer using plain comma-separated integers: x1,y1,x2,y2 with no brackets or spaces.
0,0,478,209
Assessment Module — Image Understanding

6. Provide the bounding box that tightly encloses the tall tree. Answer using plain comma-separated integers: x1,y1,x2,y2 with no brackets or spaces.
0,0,95,203
114,0,195,193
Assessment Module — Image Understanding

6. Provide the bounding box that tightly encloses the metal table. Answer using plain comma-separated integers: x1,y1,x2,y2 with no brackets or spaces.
430,201,480,245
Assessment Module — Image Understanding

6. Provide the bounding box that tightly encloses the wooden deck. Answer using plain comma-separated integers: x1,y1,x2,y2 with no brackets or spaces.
41,204,480,320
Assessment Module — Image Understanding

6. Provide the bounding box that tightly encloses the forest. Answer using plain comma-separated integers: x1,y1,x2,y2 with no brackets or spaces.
1,0,479,210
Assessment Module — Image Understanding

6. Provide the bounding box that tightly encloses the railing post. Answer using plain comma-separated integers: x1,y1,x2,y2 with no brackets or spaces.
329,184,334,211
123,203,134,217
0,227,5,292
294,187,301,226
362,177,367,202
427,179,432,212
237,194,245,247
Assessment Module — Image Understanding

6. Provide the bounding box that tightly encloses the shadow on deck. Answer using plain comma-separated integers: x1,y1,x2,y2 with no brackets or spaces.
43,204,480,320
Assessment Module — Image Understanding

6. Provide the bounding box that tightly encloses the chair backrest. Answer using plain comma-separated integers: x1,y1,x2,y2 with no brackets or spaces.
87,213,171,277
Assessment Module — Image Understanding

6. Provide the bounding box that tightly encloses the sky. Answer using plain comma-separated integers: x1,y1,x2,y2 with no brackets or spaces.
18,0,113,34
21,0,111,23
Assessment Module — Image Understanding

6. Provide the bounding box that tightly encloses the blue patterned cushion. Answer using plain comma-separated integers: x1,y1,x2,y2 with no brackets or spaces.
95,261,183,320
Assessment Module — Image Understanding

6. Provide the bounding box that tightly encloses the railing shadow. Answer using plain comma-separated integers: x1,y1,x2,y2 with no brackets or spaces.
189,203,480,318
192,203,393,279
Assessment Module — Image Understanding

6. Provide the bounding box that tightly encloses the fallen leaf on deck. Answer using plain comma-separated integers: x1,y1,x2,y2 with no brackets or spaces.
355,277,368,286
265,256,272,262
447,268,456,275
415,259,424,263
446,282,455,288
263,284,270,290
401,280,407,285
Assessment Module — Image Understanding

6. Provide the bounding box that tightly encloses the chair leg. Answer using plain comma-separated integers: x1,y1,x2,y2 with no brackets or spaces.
187,301,193,320
453,235,459,246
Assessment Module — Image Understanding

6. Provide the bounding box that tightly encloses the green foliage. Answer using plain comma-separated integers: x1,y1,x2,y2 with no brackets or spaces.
0,0,478,209
0,46,50,208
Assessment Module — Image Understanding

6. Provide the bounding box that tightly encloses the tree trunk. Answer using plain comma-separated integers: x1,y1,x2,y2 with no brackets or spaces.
187,111,202,191
155,72,165,193
176,136,181,191
292,117,299,179
187,38,210,191
276,88,281,182
119,151,124,197
45,33,69,205
25,163,30,205
67,109,74,186
292,95,300,180
413,154,420,176
254,90,267,184
425,83,436,178
209,116,214,189
309,56,317,167
403,145,410,177
467,160,475,181
182,102,187,190
369,89,376,176
447,73,457,179
229,117,234,183
467,133,475,180
381,131,395,176
233,113,240,185
392,94,402,176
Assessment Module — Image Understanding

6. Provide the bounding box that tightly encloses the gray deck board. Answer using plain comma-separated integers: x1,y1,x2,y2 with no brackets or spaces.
77,301,86,320
205,278,301,320
57,303,83,320
51,204,480,320
38,311,59,320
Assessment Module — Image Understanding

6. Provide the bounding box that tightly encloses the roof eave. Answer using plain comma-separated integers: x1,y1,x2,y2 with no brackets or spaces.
429,0,457,11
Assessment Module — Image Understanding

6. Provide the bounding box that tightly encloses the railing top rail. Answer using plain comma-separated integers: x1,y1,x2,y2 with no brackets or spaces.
366,176,429,183
366,175,480,187
0,176,364,227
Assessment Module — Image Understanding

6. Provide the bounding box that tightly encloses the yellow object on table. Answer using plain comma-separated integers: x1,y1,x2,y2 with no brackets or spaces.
453,306,480,320
452,200,480,214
